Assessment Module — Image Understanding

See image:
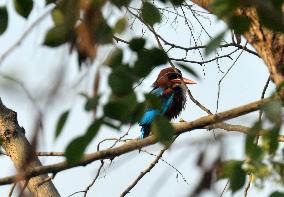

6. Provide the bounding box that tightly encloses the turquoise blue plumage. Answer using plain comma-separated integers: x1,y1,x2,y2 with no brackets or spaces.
140,88,174,138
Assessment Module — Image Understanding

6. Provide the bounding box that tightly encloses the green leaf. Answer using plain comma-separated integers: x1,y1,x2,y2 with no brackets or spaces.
133,47,167,77
44,25,69,47
176,63,199,79
141,2,161,26
229,15,251,34
104,93,138,123
210,0,240,18
151,116,174,146
269,191,284,197
104,48,123,68
0,7,8,35
129,38,146,52
262,99,282,123
170,0,185,5
256,3,284,33
245,121,263,161
85,119,102,140
114,17,127,33
93,0,106,7
103,118,120,130
95,20,113,44
51,8,65,26
130,102,146,124
46,0,56,5
218,160,246,193
147,48,168,65
13,0,33,18
84,96,100,111
55,110,70,139
205,31,225,56
65,136,87,164
65,120,102,164
272,162,284,183
57,0,79,29
108,67,134,95
263,125,280,154
145,93,162,109
109,0,131,8
255,163,269,178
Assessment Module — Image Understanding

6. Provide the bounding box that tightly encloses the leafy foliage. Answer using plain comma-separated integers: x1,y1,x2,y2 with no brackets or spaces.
2,0,284,195
151,115,175,146
141,2,161,26
205,31,225,56
55,110,70,139
0,7,8,35
206,0,284,55
13,0,33,18
44,25,69,47
218,160,246,193
65,119,102,164
114,17,127,33
129,38,146,52
176,63,200,79
269,191,284,197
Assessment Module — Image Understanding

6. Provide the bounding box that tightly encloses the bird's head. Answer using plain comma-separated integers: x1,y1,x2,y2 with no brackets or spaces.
153,67,196,88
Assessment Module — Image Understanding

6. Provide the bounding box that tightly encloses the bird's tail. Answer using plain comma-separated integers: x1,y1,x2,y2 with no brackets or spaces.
140,124,151,139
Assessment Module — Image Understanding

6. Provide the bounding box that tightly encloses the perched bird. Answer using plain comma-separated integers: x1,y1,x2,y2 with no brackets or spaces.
139,67,196,138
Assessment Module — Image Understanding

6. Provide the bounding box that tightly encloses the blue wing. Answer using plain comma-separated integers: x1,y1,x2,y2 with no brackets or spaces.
140,109,160,125
139,87,174,138
151,87,164,96
140,87,164,126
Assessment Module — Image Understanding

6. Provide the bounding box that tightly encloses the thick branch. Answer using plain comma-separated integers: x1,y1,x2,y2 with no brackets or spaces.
0,99,60,196
0,97,270,185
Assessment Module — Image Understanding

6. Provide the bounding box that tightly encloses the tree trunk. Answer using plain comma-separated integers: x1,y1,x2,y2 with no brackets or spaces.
0,99,60,196
191,0,284,95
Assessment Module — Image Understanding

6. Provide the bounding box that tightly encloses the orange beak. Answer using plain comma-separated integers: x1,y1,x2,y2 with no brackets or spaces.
171,77,197,85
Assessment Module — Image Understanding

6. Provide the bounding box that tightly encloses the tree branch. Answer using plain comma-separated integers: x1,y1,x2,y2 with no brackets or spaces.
0,97,271,185
0,99,60,196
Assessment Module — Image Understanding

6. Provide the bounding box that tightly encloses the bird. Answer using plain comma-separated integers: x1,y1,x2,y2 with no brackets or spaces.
139,67,196,138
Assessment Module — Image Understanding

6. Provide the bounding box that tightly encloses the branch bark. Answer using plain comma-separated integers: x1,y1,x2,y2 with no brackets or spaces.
0,99,60,196
0,97,270,185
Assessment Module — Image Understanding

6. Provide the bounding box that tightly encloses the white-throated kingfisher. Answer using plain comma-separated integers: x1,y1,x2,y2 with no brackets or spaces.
139,67,196,138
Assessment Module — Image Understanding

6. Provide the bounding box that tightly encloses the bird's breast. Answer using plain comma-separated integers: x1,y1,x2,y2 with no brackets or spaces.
164,87,186,119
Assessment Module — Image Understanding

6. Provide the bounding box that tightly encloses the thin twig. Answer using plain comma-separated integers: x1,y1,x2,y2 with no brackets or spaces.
141,149,189,185
8,183,16,197
244,174,253,197
83,161,104,197
216,42,248,112
120,147,168,197
68,161,105,197
219,180,229,197
256,76,270,143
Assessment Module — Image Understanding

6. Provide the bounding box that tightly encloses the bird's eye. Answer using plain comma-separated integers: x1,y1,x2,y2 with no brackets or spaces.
168,72,181,80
